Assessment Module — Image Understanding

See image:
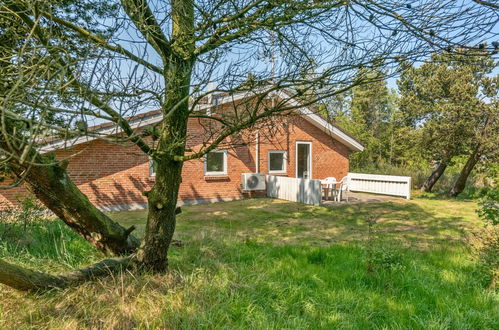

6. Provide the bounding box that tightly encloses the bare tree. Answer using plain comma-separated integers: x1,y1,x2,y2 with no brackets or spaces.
0,0,497,290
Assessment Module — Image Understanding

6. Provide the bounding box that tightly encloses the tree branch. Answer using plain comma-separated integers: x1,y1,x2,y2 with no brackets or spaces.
120,0,172,61
4,2,153,155
472,0,499,10
40,11,163,74
0,257,134,292
194,1,341,56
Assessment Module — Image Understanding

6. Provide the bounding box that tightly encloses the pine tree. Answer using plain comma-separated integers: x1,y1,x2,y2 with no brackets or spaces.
398,48,496,192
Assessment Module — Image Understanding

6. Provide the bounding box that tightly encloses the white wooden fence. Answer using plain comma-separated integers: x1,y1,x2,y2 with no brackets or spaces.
266,175,322,205
347,172,411,199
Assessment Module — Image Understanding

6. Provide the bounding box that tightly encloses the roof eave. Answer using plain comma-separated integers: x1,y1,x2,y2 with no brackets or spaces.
39,88,364,153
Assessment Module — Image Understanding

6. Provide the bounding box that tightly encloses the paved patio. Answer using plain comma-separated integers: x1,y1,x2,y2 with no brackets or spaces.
322,192,406,206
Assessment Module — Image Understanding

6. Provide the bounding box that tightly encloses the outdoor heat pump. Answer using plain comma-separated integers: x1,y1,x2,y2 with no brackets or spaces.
241,173,266,191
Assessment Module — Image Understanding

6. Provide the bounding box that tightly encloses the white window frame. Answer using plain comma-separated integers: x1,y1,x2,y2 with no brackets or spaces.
295,141,313,179
204,149,228,176
268,150,287,174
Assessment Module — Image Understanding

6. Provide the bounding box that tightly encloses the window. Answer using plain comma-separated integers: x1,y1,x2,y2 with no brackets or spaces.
205,150,228,175
149,158,157,177
268,150,286,174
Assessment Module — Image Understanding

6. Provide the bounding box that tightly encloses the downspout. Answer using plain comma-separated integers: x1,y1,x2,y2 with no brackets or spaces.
255,130,260,173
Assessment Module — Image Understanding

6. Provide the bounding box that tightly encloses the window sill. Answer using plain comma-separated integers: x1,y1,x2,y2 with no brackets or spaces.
204,175,230,181
269,172,287,176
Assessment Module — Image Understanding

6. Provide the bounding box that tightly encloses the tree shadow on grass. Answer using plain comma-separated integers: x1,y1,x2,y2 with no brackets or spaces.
413,191,478,202
161,198,477,250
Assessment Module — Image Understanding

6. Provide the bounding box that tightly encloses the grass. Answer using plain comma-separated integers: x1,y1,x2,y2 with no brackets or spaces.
0,196,497,329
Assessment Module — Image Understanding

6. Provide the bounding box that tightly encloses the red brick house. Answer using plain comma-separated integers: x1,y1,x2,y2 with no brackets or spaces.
0,91,363,211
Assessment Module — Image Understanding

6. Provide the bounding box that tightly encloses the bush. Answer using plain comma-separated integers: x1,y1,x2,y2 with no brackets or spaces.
468,225,498,289
476,180,499,225
469,180,498,289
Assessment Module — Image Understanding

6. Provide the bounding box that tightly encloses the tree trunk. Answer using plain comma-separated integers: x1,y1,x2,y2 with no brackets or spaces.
0,257,133,291
138,156,184,272
421,160,448,192
137,63,193,270
137,0,195,272
448,145,481,197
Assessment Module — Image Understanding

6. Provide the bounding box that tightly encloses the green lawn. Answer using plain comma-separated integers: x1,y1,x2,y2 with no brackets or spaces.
1,196,497,329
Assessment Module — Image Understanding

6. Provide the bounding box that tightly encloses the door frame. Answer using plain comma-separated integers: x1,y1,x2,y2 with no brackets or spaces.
295,141,312,179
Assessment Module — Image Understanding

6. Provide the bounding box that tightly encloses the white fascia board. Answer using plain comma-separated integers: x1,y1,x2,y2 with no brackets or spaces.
38,112,163,153
270,90,364,152
196,86,272,111
298,108,364,152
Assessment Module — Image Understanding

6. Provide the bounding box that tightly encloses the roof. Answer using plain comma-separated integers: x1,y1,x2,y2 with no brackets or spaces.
39,90,364,153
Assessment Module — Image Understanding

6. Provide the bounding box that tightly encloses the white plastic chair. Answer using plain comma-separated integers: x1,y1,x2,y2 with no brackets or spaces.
321,177,337,201
337,176,349,202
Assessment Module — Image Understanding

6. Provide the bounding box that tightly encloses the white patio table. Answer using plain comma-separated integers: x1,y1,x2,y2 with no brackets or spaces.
320,178,340,202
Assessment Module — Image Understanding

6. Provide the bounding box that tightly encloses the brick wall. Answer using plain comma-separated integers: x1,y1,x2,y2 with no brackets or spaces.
257,116,349,181
0,115,350,210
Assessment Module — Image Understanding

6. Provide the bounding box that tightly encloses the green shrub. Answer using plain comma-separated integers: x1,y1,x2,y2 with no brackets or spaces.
0,195,49,232
366,246,405,273
468,225,498,289
469,178,499,289
476,179,499,226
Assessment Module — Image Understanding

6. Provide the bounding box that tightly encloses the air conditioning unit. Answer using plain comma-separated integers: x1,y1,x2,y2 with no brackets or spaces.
242,173,266,191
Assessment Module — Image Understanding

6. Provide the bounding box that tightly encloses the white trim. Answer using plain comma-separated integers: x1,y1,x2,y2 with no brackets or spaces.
204,149,228,176
38,89,364,153
295,141,312,179
98,203,149,212
268,150,287,174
